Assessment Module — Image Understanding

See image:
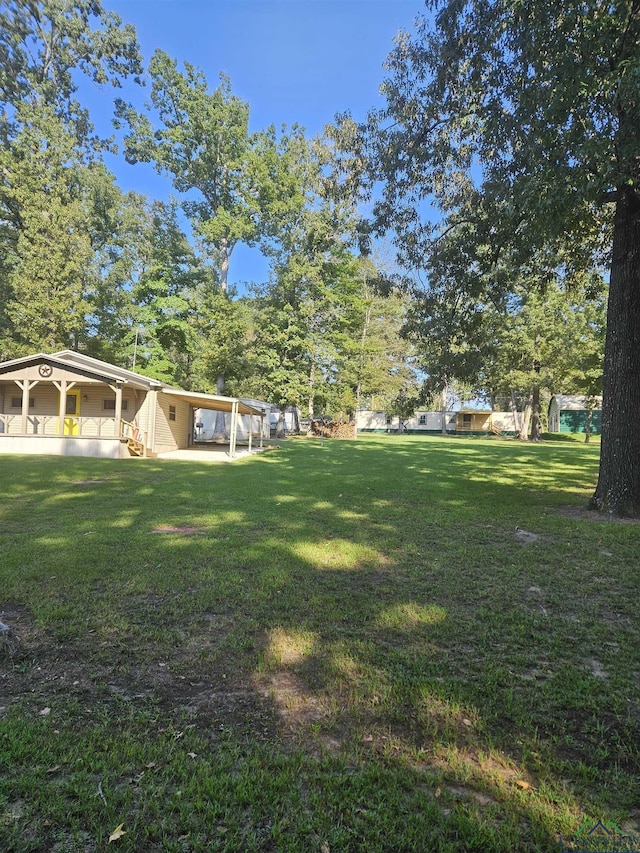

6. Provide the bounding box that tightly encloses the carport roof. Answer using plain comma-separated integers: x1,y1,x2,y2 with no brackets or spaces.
161,387,266,416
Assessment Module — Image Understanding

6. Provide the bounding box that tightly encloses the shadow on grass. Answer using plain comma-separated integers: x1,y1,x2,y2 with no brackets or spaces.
1,436,638,851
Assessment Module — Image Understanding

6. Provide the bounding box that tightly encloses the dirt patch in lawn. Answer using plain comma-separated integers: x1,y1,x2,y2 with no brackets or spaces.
0,606,279,743
557,505,640,524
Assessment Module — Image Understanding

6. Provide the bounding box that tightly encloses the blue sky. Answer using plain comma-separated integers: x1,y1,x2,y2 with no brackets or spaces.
94,0,424,286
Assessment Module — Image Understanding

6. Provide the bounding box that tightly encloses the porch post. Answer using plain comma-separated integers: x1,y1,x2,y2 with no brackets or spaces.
57,380,67,436
19,379,37,434
248,413,253,453
114,382,123,436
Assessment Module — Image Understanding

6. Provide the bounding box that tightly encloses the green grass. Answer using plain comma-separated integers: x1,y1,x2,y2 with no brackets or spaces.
0,435,638,852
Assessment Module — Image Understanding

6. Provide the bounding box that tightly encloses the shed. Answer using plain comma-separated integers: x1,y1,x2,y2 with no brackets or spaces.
0,351,265,459
548,395,602,434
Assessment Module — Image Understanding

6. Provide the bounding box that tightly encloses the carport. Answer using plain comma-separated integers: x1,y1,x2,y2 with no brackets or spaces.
160,389,267,458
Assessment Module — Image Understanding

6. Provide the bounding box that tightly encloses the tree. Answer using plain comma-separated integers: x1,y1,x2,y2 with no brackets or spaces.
0,0,142,356
116,54,254,296
333,1,640,515
81,171,148,366
481,279,607,440
115,53,303,394
190,285,253,396
1,105,92,354
0,0,142,144
244,134,366,422
337,257,418,418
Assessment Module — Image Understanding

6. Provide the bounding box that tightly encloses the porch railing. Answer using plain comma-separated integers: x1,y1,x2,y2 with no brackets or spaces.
0,414,119,438
120,419,147,456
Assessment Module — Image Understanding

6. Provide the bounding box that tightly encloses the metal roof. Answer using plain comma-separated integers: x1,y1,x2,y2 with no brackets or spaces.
0,351,267,416
160,388,266,416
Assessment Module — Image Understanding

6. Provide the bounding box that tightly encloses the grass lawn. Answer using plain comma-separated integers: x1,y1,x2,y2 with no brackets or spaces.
1,435,638,852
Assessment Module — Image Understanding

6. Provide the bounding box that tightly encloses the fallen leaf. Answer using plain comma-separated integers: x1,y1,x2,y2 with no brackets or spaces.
321,843,330,853
39,707,51,716
46,765,61,773
462,718,472,726
515,780,531,790
187,752,197,759
109,824,126,842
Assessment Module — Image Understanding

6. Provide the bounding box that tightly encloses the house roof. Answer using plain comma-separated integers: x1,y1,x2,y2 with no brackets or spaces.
550,395,603,410
0,351,266,416
0,350,157,389
52,350,162,389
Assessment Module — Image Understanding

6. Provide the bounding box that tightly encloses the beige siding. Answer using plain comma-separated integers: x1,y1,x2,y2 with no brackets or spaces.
154,394,191,453
135,391,153,437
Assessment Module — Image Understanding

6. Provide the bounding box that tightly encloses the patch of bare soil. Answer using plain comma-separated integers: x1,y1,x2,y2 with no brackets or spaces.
0,606,278,743
557,505,640,524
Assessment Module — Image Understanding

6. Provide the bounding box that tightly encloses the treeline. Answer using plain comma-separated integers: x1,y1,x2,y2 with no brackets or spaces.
0,1,606,430
0,1,416,419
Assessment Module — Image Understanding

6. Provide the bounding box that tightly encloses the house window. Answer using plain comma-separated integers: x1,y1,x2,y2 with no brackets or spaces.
169,405,176,421
419,414,426,425
102,399,128,411
386,415,392,424
11,397,35,408
463,413,472,425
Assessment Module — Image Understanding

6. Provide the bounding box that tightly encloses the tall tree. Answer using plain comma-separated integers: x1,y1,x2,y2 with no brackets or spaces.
127,200,205,385
0,0,141,142
115,53,302,393
333,1,640,515
246,135,363,421
1,105,93,354
0,0,142,356
116,54,253,295
337,257,418,418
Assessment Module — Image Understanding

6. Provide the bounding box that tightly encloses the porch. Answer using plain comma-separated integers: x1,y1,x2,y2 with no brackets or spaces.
0,415,146,458
0,413,123,439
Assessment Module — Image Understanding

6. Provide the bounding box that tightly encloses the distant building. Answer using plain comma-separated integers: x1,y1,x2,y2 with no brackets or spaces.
356,409,517,435
548,395,602,434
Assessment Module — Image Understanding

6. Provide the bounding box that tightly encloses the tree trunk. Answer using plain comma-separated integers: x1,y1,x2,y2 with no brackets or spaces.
441,383,448,434
220,241,229,293
215,242,231,406
520,399,532,441
509,391,521,437
585,407,592,444
529,385,541,441
307,362,315,434
590,189,640,516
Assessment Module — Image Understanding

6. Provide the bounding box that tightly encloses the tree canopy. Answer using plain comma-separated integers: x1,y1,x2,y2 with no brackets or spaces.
332,0,639,515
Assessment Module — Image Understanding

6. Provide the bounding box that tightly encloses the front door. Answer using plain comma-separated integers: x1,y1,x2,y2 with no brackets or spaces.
62,392,80,435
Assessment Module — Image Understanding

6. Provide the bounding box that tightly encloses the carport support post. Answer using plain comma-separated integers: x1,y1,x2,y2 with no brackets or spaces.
230,400,239,458
248,414,253,453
